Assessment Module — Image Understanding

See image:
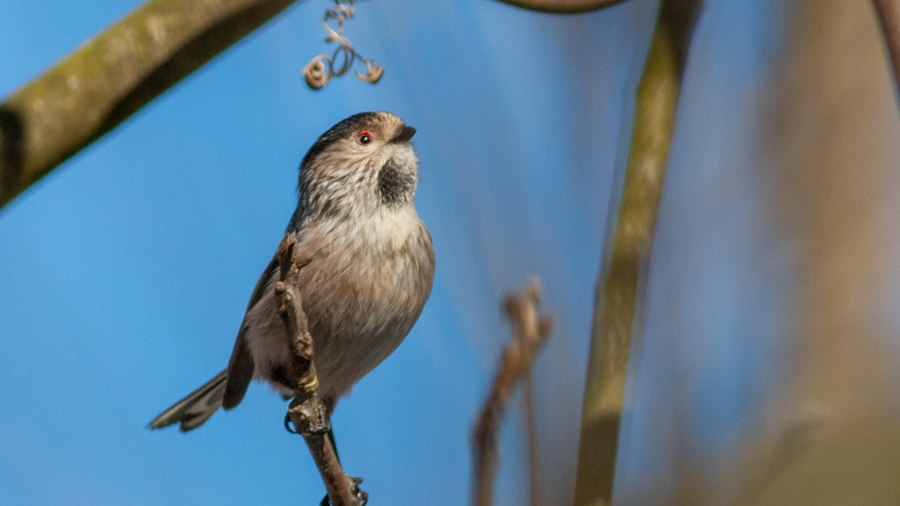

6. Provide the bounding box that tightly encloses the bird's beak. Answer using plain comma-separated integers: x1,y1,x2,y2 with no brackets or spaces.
390,125,416,144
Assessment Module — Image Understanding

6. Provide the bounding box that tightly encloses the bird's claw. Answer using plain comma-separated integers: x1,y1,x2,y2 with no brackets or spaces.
318,477,368,506
283,411,331,435
352,477,369,505
306,417,332,435
284,413,298,434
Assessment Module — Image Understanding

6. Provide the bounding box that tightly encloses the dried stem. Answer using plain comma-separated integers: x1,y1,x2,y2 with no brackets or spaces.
0,0,302,211
873,0,900,101
275,233,366,506
492,0,629,14
573,2,703,506
472,280,553,506
302,0,383,90
522,374,540,506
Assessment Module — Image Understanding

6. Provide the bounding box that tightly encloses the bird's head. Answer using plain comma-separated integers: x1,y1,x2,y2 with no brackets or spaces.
297,112,419,223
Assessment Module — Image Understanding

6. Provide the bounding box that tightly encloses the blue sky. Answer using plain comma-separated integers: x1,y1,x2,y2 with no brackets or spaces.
0,1,787,504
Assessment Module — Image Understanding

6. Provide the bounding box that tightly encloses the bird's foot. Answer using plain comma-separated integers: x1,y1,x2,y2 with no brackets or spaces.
283,411,331,435
284,396,330,435
319,477,368,506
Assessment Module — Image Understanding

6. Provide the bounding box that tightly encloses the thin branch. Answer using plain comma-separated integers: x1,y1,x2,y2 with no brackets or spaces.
573,1,703,506
0,0,302,211
522,374,541,506
275,233,366,506
492,0,629,14
873,0,900,100
472,280,553,506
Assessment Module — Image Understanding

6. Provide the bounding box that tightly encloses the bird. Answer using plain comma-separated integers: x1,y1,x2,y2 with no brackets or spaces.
150,112,435,432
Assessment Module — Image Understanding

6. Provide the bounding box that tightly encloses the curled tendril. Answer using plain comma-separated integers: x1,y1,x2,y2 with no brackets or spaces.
303,0,383,91
303,55,331,90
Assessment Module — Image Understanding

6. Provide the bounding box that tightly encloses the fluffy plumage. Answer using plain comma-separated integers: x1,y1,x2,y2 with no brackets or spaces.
150,112,435,431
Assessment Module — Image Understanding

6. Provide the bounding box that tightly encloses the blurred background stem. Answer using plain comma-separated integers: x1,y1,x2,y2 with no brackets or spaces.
873,0,900,100
728,2,900,503
573,2,701,505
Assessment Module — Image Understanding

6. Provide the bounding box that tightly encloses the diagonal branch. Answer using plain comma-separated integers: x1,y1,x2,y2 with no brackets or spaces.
0,0,303,211
472,280,553,506
492,0,630,14
573,1,703,505
274,232,366,506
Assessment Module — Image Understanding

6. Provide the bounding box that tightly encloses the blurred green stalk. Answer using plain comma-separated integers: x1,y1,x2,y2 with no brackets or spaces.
573,2,702,505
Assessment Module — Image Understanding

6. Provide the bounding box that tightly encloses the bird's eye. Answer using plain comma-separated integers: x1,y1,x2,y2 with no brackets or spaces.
358,131,374,145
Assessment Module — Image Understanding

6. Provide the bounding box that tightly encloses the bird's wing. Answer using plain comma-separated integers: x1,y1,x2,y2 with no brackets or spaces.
245,252,281,312
222,253,280,409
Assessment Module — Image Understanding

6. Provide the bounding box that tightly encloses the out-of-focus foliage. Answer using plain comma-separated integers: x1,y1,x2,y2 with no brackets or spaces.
616,1,900,504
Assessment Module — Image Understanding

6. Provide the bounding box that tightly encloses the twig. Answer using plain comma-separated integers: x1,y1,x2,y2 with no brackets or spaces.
0,0,302,211
472,280,553,506
492,0,629,14
274,233,366,506
873,0,900,101
522,374,540,506
573,1,703,506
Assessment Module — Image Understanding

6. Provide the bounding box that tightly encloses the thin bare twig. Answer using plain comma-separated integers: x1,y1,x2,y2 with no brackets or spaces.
873,0,900,101
492,0,629,14
275,233,366,506
573,1,703,505
472,280,553,506
0,0,302,211
522,374,541,506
